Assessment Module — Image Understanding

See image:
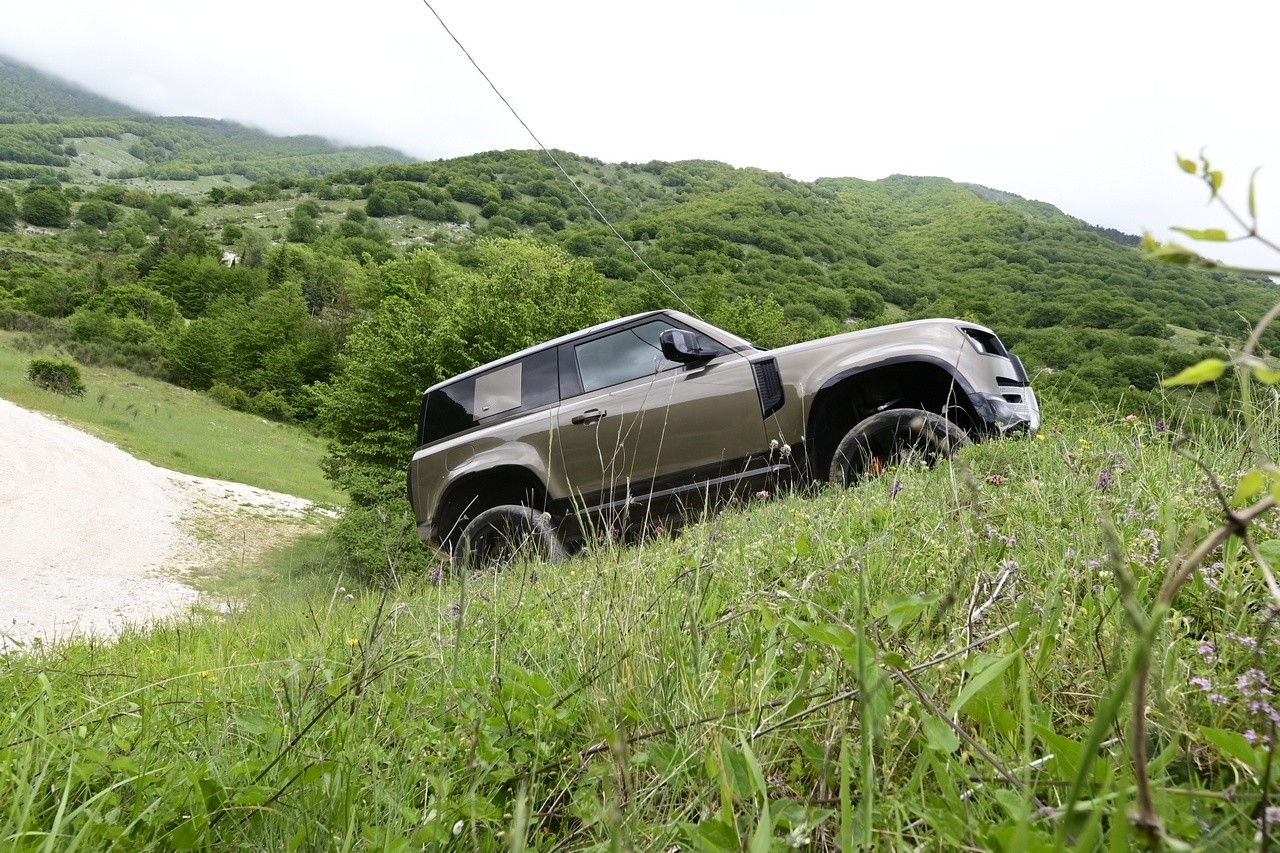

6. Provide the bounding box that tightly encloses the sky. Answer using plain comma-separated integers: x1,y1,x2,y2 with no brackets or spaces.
1,0,1276,270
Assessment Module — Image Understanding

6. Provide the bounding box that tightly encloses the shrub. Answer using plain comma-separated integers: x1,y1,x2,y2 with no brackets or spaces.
26,357,86,397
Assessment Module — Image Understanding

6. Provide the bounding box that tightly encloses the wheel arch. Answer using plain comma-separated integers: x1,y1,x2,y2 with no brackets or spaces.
434,466,551,552
805,356,979,481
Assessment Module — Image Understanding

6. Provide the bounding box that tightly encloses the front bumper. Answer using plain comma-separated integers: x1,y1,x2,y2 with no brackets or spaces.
972,388,1041,435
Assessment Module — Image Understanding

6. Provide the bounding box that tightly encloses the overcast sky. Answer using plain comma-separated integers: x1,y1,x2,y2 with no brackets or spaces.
1,0,1275,269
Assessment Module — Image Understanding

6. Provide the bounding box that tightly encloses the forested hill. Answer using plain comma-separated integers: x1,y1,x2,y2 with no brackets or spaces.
0,56,413,182
0,57,138,121
318,152,1277,400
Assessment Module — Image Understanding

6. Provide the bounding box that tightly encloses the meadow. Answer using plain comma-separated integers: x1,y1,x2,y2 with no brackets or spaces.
1,387,1276,850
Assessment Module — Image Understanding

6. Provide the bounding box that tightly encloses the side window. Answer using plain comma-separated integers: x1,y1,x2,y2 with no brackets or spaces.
574,320,683,393
417,348,561,446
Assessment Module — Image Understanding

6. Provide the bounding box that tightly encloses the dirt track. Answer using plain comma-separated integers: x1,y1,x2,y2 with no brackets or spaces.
0,398,322,649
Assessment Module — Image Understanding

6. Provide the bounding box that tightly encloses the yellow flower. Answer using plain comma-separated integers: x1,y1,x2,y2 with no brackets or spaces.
347,637,359,646
1036,433,1046,441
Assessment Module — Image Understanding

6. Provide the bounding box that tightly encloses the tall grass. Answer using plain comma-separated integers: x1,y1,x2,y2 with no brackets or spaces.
2,402,1275,849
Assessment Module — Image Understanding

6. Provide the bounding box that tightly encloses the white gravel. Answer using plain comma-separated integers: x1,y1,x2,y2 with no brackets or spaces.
0,397,323,650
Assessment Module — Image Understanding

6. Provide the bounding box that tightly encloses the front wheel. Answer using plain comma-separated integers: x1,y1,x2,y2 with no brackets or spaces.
451,504,568,571
829,408,969,487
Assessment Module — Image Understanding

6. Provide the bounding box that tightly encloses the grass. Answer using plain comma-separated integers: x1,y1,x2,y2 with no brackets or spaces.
1,401,1277,849
0,330,342,505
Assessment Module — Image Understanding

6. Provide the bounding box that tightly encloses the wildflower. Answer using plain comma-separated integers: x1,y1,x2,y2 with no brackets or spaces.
344,593,354,603
1078,438,1091,448
347,637,359,647
449,603,461,617
429,564,444,586
985,474,1006,486
1036,433,1046,441
1189,676,1212,692
755,489,770,499
1227,632,1259,651
1155,419,1167,433
528,570,538,584
889,479,903,498
1125,414,1138,423
1197,642,1216,664
1095,469,1113,491
1244,729,1260,745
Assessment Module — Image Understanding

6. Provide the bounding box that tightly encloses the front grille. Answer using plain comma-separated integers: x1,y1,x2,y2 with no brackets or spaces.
753,358,785,418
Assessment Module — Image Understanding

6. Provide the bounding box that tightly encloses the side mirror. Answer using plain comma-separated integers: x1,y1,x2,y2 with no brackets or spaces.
660,329,710,363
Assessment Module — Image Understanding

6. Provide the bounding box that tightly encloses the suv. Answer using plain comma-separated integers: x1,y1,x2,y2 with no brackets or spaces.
408,310,1039,566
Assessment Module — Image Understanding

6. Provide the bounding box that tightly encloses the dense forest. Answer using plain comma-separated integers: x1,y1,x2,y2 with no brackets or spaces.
2,55,1276,573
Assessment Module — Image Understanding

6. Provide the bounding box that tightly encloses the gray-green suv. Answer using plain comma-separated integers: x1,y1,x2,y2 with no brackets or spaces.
408,309,1039,566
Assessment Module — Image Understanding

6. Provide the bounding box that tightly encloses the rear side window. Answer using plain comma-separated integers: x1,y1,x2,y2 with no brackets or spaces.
418,348,560,446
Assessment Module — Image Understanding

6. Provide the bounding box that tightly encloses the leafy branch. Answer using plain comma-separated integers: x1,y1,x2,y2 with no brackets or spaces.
1066,156,1280,848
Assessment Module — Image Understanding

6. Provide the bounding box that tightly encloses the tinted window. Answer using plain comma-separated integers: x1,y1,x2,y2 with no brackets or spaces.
574,320,683,393
418,347,561,446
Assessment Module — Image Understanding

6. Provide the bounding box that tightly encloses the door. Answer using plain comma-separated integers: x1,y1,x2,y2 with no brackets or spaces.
553,317,770,517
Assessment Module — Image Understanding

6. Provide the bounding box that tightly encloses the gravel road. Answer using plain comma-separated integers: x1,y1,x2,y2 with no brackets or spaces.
0,398,323,650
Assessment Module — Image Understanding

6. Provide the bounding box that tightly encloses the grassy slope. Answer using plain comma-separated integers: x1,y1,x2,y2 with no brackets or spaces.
0,331,341,504
1,400,1276,849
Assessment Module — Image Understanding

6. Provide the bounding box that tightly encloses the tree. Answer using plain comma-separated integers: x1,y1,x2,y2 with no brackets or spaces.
76,199,119,229
286,208,320,243
20,187,71,228
0,189,16,229
164,318,232,389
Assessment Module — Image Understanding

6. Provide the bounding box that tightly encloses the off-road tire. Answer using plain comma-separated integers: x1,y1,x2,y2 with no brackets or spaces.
829,408,969,487
451,504,568,571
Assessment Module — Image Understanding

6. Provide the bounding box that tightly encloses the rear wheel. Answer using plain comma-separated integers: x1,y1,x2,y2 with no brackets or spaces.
451,504,568,571
829,408,969,487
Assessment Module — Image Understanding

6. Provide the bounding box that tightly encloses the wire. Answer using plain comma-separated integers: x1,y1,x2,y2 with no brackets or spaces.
419,0,696,315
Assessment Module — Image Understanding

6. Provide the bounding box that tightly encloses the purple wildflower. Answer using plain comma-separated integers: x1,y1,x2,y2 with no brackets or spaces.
1155,419,1167,433
889,479,903,499
528,569,538,584
429,564,444,586
1095,468,1114,491
1244,729,1260,745
986,474,1006,486
449,603,461,617
1227,632,1259,651
1189,676,1212,691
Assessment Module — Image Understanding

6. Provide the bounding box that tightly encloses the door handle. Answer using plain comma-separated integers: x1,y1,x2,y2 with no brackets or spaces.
571,408,607,425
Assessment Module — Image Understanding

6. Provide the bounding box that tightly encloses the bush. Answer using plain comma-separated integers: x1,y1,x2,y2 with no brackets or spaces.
26,357,86,397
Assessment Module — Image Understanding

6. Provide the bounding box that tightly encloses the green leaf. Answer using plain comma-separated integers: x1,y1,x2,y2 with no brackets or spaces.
1257,539,1280,565
1176,155,1197,174
1233,468,1267,507
1169,226,1229,241
1249,167,1260,219
1161,358,1226,387
949,651,1018,717
1251,363,1280,384
1145,240,1207,265
921,716,960,753
883,593,942,631
1209,170,1224,198
1199,726,1262,772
